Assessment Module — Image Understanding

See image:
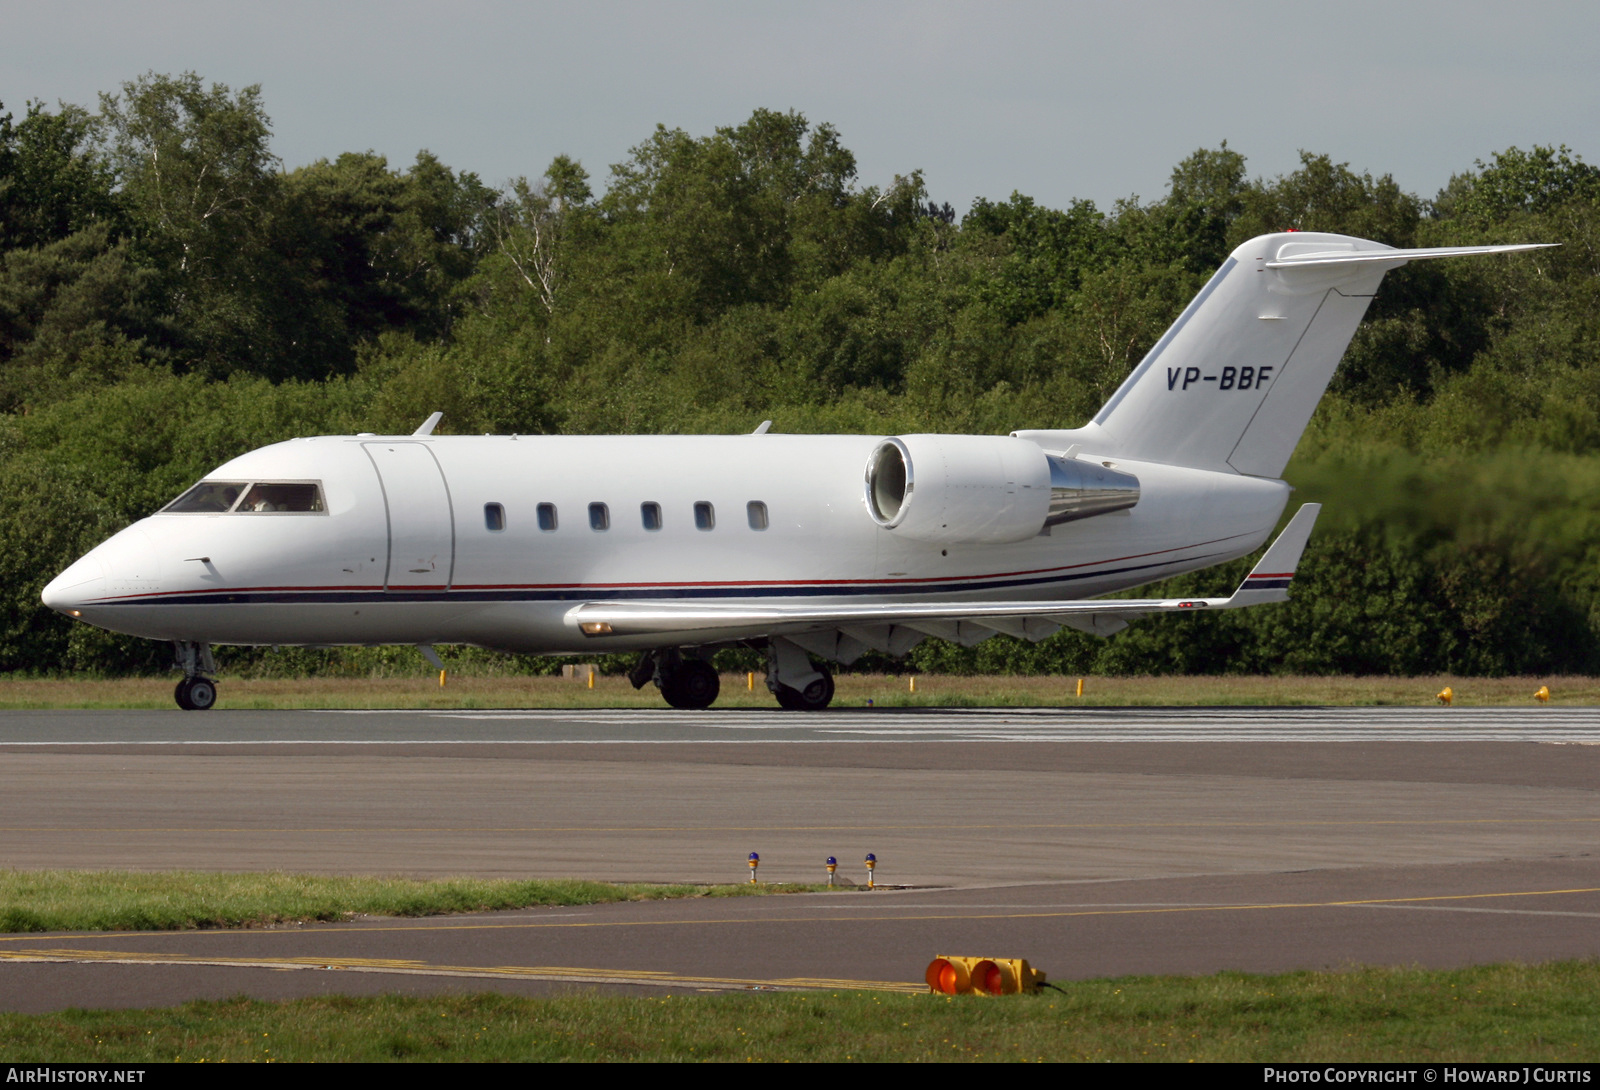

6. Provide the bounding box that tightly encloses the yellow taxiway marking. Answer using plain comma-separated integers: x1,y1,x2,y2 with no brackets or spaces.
0,948,924,994
3,886,1596,943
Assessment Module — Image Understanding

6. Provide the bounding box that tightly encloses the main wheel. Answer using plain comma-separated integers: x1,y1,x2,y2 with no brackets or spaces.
661,659,720,710
175,676,217,711
773,664,834,711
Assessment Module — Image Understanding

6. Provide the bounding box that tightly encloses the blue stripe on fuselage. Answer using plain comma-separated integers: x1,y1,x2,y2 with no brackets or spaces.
89,550,1235,608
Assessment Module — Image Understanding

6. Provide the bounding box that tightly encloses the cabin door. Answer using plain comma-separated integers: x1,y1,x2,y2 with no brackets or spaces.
362,442,455,591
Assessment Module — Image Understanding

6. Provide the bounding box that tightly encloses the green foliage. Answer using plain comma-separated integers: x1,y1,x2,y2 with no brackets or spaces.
1230,151,1422,247
0,225,164,410
1439,144,1600,225
0,99,120,251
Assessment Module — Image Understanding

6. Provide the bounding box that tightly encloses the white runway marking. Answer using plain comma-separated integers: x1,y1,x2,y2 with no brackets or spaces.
3,706,1598,746
424,706,1600,743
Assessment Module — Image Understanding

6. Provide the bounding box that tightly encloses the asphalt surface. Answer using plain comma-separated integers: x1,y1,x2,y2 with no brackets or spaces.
2,706,1598,1010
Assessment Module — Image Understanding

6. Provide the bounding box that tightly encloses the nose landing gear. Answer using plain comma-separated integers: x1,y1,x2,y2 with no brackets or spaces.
175,675,217,711
773,667,834,711
172,641,218,711
766,637,835,711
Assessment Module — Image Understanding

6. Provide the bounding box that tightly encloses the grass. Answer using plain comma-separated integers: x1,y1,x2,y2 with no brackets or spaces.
0,870,832,933
2,962,1599,1061
0,672,1593,709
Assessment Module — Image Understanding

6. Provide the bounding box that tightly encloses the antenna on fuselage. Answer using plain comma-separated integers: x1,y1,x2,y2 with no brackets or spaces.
413,411,444,437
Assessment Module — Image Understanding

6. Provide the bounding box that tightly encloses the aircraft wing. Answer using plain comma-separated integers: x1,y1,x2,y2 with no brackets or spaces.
566,504,1321,642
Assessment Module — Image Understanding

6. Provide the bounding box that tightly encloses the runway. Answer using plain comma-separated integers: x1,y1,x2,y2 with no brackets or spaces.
4,704,1600,745
3,706,1599,1009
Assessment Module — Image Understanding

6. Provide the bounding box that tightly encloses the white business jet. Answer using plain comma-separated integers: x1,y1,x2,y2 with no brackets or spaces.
41,232,1549,711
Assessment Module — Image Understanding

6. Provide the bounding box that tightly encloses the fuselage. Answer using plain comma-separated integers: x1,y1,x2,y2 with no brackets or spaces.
40,432,1291,654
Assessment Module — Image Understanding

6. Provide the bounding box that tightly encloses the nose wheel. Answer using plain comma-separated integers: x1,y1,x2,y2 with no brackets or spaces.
174,676,218,711
172,641,218,711
765,638,835,711
774,666,834,711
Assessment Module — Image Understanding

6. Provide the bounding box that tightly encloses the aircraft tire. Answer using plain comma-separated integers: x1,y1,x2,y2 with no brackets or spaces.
175,677,217,712
774,666,834,712
661,659,719,710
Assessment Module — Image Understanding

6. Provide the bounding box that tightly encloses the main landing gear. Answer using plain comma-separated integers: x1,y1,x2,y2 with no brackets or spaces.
630,638,838,712
630,649,721,710
173,641,218,711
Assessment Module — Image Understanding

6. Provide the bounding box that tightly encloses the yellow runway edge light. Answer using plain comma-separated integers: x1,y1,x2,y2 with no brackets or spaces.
926,956,1046,996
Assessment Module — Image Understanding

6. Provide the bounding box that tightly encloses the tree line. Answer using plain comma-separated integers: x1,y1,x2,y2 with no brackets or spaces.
3,72,1597,677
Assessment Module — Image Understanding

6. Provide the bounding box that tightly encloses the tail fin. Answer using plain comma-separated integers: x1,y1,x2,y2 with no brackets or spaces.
1077,233,1552,478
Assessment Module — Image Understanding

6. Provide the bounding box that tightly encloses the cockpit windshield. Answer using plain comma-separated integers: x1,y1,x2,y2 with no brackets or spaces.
237,482,323,512
162,480,325,514
164,482,247,513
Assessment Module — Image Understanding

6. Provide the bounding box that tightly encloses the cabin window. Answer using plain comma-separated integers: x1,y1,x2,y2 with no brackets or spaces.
589,502,610,531
537,503,558,532
484,503,506,532
694,501,715,530
641,502,662,531
747,501,769,530
162,480,325,515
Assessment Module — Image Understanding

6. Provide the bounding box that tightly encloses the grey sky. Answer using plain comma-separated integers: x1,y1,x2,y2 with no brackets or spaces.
4,1,1596,213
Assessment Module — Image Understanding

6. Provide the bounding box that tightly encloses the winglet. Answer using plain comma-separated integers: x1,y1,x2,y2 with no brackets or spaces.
413,411,444,437
1224,503,1321,607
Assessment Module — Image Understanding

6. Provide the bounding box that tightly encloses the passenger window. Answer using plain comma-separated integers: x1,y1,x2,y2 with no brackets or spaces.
747,501,769,530
537,503,558,532
694,501,715,531
641,502,662,531
589,502,610,531
484,503,506,532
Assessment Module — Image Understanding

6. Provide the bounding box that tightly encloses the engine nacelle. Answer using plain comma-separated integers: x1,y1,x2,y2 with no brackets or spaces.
864,435,1140,545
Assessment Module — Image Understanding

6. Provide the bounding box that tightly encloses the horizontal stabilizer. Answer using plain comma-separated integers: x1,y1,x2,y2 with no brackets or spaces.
1265,243,1555,269
566,503,1323,640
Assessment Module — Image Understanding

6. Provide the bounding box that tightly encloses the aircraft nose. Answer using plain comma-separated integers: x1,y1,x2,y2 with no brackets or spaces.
41,554,107,616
